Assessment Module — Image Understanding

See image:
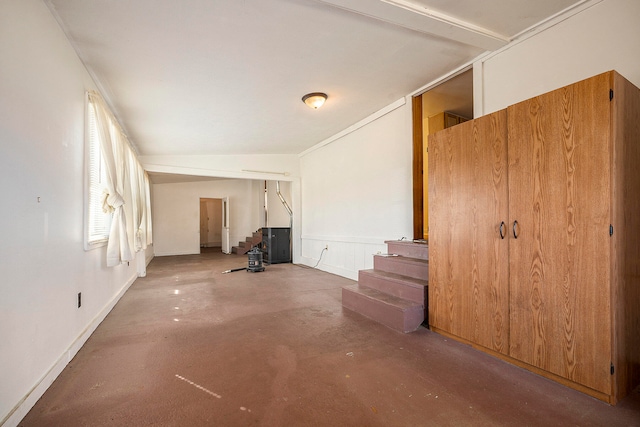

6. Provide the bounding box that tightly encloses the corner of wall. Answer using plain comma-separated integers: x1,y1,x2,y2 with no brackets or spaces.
2,273,138,427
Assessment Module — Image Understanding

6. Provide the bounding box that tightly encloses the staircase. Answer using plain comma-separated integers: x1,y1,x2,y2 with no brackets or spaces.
231,231,262,255
342,240,428,333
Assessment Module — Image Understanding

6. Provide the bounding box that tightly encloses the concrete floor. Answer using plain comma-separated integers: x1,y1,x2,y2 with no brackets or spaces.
20,251,640,426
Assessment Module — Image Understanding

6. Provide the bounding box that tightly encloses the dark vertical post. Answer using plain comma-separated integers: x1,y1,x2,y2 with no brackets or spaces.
412,95,424,240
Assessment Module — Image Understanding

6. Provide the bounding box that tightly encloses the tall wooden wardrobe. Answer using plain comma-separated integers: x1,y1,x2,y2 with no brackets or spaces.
428,71,640,404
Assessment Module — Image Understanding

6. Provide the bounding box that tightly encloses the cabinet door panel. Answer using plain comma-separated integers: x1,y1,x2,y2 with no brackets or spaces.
429,110,509,354
508,73,612,393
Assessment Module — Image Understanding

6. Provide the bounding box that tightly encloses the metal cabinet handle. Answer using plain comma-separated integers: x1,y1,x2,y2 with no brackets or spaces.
513,220,519,239
499,221,506,239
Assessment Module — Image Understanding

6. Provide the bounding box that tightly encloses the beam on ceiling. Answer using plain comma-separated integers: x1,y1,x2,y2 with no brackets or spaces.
316,0,509,51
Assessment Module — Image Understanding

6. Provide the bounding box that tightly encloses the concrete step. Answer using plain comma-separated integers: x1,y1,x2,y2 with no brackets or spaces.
385,240,428,260
373,255,428,280
342,284,425,333
358,269,427,305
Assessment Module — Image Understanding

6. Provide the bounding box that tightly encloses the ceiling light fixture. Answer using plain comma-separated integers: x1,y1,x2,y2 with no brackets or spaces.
302,92,327,109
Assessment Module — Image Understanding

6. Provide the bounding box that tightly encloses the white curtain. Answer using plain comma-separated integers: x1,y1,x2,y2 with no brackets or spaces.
88,91,151,266
126,148,152,252
144,171,153,247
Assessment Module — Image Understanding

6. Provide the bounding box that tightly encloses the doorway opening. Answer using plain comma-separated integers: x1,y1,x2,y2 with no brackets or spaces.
200,197,223,253
412,69,473,240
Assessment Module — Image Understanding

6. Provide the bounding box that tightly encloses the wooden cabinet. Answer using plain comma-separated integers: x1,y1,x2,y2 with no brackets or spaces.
423,112,471,240
507,72,614,394
429,110,509,354
428,71,640,404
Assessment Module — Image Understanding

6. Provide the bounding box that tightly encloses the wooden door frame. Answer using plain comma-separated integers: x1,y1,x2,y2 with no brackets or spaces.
412,94,424,240
199,197,223,251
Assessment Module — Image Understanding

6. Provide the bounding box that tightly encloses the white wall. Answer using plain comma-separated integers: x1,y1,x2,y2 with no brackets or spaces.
296,0,640,282
141,155,299,258
4,0,640,424
0,1,140,425
479,0,640,115
299,101,414,279
152,178,293,256
152,179,265,255
265,180,293,228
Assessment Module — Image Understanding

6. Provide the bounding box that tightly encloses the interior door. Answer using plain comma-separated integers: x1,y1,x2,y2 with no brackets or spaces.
507,73,612,393
200,198,222,249
199,200,208,247
429,109,510,354
221,196,231,254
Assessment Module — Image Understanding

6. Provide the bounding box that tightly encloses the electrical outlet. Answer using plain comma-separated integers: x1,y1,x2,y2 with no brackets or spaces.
77,292,82,308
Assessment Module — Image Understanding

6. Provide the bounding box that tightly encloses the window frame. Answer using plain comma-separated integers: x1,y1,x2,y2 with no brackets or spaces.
84,94,112,250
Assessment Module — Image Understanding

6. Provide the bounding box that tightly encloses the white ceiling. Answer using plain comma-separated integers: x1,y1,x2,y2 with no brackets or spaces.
45,0,582,157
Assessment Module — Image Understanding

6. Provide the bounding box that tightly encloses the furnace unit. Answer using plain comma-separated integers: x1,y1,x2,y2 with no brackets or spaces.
261,227,291,264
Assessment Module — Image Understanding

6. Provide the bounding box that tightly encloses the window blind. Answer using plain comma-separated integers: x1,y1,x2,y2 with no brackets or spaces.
87,102,111,243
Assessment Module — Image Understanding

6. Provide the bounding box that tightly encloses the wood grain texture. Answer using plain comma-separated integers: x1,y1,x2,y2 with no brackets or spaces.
611,71,640,402
428,70,640,403
423,128,429,240
428,110,509,354
507,72,612,393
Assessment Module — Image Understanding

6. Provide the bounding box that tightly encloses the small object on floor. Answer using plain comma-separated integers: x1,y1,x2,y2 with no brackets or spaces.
222,267,246,274
247,247,265,273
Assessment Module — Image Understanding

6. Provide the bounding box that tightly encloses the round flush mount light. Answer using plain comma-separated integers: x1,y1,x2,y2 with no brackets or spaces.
302,92,327,109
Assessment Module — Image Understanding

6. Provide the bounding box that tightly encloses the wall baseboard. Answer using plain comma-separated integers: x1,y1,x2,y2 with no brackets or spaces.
153,250,200,257
1,273,138,427
298,256,359,281
299,237,388,282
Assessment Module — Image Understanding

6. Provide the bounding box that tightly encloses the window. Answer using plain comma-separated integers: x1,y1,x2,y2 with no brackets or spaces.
85,100,112,248
84,90,152,263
